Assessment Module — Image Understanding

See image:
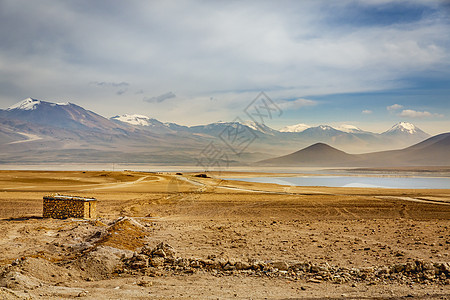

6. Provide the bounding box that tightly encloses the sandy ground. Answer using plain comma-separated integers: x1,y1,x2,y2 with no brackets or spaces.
0,170,449,299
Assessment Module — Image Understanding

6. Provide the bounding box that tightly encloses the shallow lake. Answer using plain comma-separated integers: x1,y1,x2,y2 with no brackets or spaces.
225,176,450,189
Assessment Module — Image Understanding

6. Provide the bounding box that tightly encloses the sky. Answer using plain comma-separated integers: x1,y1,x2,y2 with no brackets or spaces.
0,0,449,134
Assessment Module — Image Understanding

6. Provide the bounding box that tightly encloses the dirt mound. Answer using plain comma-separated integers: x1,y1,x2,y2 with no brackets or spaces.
73,246,132,280
14,257,74,284
0,271,41,290
0,256,81,292
93,217,149,251
68,217,146,280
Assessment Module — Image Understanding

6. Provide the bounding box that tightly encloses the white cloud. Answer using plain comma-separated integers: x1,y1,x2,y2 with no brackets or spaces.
387,104,403,111
0,0,449,125
399,109,444,118
362,110,373,114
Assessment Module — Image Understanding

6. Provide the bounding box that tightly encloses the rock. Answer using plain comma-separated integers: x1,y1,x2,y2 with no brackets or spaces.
235,262,251,270
439,262,450,275
155,242,176,258
360,267,374,273
149,257,165,267
310,265,320,273
77,291,89,297
137,280,152,287
391,264,404,273
414,260,424,272
422,262,435,271
130,260,148,269
140,245,153,257
135,254,147,261
127,253,149,269
164,257,175,265
189,260,201,268
317,264,329,272
292,262,311,272
152,249,166,258
175,258,189,268
141,242,176,259
223,263,236,271
423,271,435,280
201,259,215,267
404,262,416,273
270,261,289,271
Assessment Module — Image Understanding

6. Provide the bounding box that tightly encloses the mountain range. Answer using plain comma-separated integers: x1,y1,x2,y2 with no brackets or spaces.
0,98,445,166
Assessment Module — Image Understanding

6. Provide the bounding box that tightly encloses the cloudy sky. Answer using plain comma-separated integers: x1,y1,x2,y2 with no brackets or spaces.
1,0,449,134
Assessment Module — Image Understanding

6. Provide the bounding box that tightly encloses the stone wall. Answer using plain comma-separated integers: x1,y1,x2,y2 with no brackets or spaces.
43,196,97,219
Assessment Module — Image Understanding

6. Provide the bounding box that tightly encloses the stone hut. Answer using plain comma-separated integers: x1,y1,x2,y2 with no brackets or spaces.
43,195,97,219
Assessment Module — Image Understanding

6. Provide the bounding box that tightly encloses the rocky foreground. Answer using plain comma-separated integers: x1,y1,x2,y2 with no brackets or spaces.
1,217,449,299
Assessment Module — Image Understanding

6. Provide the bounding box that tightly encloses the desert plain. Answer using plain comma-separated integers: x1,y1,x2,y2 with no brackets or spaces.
0,170,449,299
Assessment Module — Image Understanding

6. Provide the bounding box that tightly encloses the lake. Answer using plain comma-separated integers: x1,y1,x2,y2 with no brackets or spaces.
225,176,450,189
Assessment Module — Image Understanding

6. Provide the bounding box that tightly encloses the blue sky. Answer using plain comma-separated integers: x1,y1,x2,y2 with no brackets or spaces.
0,0,449,134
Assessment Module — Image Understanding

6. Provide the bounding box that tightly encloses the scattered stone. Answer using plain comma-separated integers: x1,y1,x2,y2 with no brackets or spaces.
115,240,450,286
137,280,152,287
77,291,88,297
270,261,289,271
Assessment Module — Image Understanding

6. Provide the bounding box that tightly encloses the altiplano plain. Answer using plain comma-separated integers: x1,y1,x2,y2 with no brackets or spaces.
0,170,449,299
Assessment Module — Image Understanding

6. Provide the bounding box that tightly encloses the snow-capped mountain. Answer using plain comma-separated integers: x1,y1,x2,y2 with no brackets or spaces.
381,122,430,145
111,114,152,126
300,125,342,138
279,123,311,133
7,97,42,110
110,114,182,134
110,114,170,128
382,122,428,136
242,121,279,135
7,97,70,111
334,124,364,133
280,123,364,133
1,97,122,131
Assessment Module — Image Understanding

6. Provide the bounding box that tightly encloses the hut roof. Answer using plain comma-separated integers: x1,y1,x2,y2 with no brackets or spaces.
44,195,96,202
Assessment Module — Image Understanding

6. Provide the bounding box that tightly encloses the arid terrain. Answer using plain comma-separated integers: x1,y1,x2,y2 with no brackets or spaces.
0,170,449,299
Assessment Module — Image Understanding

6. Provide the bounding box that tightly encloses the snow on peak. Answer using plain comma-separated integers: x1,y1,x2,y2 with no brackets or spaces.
7,98,41,111
111,114,151,126
51,102,70,106
334,124,362,133
242,121,260,131
279,123,311,133
317,125,334,130
386,122,417,134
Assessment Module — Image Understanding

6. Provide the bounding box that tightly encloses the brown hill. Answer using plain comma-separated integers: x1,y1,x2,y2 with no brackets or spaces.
258,133,450,167
258,142,359,166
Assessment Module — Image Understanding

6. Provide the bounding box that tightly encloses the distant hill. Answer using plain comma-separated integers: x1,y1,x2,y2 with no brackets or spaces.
258,143,358,166
258,133,450,167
